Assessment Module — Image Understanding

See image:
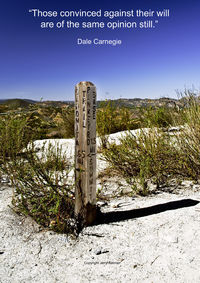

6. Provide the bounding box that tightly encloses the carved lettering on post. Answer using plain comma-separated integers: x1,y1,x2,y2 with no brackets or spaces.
75,81,97,225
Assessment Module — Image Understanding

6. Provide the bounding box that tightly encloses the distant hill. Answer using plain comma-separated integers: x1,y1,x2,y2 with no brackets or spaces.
0,99,37,105
99,97,182,109
36,100,74,107
1,99,35,109
32,98,182,109
0,97,186,110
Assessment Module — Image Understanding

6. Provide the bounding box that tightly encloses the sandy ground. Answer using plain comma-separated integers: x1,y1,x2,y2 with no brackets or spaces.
1,132,200,282
1,182,200,283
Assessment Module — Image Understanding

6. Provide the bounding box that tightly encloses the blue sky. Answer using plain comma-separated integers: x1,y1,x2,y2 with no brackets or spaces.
0,0,200,100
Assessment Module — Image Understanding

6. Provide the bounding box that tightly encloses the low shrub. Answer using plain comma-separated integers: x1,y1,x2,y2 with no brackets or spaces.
97,100,140,136
100,91,200,194
0,115,82,235
0,113,51,163
175,91,200,180
141,106,174,128
101,129,183,195
59,107,75,138
97,100,141,148
1,142,81,235
0,114,31,162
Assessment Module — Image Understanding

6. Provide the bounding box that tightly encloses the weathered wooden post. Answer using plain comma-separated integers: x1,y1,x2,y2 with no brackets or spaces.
75,81,97,225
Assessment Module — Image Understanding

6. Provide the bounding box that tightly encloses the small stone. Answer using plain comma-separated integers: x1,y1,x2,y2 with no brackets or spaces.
95,249,102,255
95,249,109,255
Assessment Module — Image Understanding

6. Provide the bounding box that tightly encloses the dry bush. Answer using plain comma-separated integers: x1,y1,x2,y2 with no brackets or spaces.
0,115,82,235
1,142,82,234
175,90,200,180
101,90,200,194
101,128,185,195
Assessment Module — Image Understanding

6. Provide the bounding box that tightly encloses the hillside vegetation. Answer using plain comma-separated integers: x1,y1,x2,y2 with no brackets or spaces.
0,96,183,138
0,90,200,234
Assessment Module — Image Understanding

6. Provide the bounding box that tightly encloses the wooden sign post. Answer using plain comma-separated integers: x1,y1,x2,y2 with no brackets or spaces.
75,81,97,225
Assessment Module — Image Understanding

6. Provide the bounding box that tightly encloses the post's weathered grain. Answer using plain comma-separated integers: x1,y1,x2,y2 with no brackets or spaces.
75,81,97,225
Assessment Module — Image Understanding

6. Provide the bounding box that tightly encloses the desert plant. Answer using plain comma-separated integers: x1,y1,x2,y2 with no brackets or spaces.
0,114,32,162
0,115,83,235
141,106,174,128
60,107,75,138
101,128,187,195
174,90,200,180
101,90,200,194
0,112,50,164
97,100,139,135
25,112,51,140
97,100,140,149
1,142,81,235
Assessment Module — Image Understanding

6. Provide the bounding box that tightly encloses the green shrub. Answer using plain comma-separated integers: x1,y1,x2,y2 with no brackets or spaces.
97,101,140,136
101,127,195,195
97,101,140,148
0,114,32,162
0,115,82,235
100,91,200,194
25,112,50,140
175,91,200,180
1,142,81,235
141,106,174,128
0,113,50,163
60,107,75,138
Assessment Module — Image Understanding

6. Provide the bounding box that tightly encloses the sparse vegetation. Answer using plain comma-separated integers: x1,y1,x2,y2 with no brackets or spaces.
0,114,81,235
175,91,200,180
100,90,200,195
140,106,174,128
60,107,75,138
97,100,141,136
1,91,200,233
97,100,141,148
0,141,81,235
101,129,183,195
0,114,33,162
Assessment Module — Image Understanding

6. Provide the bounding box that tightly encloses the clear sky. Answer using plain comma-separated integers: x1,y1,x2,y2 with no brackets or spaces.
0,0,200,101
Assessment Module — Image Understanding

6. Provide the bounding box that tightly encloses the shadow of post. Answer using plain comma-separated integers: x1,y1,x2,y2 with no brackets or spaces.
95,199,199,225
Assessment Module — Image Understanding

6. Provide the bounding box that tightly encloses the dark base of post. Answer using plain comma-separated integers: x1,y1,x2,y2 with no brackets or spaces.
85,203,97,226
76,203,97,227
83,203,97,226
